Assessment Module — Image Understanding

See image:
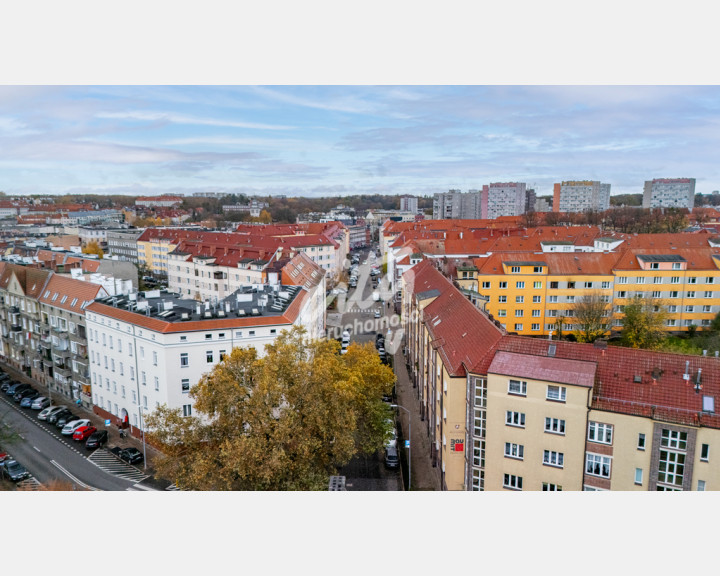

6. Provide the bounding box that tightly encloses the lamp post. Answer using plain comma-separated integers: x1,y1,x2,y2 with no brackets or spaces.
391,404,411,491
139,405,147,471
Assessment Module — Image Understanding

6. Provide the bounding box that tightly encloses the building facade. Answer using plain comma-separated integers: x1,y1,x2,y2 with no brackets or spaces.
482,182,527,220
399,196,419,213
643,178,696,210
432,190,482,220
553,181,611,213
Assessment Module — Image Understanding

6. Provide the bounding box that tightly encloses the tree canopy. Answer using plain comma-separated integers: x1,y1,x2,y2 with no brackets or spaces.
144,326,396,490
619,296,668,349
571,291,611,343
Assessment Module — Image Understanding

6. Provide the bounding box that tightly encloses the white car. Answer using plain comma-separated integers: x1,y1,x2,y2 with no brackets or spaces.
38,405,66,421
61,419,91,436
385,419,398,447
374,309,381,318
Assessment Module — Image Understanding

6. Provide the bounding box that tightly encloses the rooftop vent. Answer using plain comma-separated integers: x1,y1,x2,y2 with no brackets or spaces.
633,375,642,383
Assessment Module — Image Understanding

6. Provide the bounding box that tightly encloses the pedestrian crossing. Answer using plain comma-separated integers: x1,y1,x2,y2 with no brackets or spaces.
16,477,42,490
87,448,149,482
126,483,159,491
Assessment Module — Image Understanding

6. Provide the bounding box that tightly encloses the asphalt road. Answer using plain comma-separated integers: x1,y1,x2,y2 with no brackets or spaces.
0,393,145,491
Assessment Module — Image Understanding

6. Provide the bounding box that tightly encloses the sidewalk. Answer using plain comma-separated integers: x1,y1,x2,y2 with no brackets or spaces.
393,348,441,491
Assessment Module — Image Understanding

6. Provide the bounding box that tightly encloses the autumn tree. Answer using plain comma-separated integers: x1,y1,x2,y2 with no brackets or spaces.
82,240,104,259
144,326,396,490
619,296,668,349
571,291,612,343
258,209,272,224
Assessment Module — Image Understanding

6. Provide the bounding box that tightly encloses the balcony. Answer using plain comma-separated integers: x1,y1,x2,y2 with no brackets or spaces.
8,306,19,315
52,325,68,334
10,323,22,332
54,365,72,379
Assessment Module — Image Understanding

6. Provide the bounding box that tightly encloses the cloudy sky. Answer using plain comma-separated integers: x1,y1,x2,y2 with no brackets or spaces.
1,85,719,199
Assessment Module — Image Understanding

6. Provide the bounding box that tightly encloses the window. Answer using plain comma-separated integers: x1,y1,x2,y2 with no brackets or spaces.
586,454,611,478
687,292,696,299
669,291,679,299
506,411,525,427
497,309,506,317
219,333,225,339
205,333,212,340
154,376,159,391
533,267,542,274
550,281,558,289
588,422,613,444
672,263,682,270
206,351,214,363
482,281,491,289
533,281,542,289
153,351,158,366
182,379,190,393
707,277,715,284
504,442,524,460
515,309,524,317
111,359,115,372
671,277,680,284
516,281,525,289
652,291,661,298
142,371,146,386
635,468,643,485
701,443,709,461
698,480,706,491
533,295,541,303
508,379,527,396
180,336,187,342
183,404,192,417
650,262,659,270
685,305,694,313
688,277,697,284
661,429,687,450
180,353,189,367
602,281,611,289
514,323,523,331
584,281,593,288
543,450,564,468
511,266,521,273
515,296,524,304
548,295,558,303
653,277,662,284
531,323,540,331
546,385,566,402
498,295,507,303
130,367,135,381
658,449,685,488
503,474,522,490
249,331,255,336
542,483,562,491
499,281,507,289
668,305,678,313
617,276,627,284
567,281,575,289
617,291,626,298
219,350,226,361
703,396,715,413
566,295,575,304
544,417,565,435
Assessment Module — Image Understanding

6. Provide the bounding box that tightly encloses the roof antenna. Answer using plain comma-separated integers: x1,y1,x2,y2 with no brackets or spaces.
683,360,690,382
695,368,703,393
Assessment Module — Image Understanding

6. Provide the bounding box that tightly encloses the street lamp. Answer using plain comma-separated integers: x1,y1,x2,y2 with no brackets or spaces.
391,404,411,491
138,405,148,471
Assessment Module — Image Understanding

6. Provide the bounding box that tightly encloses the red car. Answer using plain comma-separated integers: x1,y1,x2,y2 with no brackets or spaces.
72,425,97,441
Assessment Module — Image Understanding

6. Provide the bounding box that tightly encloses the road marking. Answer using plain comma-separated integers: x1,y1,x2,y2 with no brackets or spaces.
18,434,24,439
50,459,101,491
33,446,41,453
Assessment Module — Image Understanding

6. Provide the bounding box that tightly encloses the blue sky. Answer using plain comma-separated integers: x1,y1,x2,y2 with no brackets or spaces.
1,85,719,199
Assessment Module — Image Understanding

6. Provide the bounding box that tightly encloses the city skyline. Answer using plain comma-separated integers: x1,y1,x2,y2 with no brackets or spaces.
0,85,719,199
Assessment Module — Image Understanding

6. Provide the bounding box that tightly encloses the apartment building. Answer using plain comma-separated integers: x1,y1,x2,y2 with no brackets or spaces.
402,260,720,491
85,269,325,435
482,182,527,220
0,263,107,406
399,196,419,213
106,229,144,263
432,190,483,220
553,181,611,213
135,196,183,208
643,178,696,210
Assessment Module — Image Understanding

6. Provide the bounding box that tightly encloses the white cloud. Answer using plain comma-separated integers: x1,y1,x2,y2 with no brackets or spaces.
95,110,294,131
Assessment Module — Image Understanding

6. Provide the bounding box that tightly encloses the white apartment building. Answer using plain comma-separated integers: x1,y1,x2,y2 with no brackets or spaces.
399,196,419,213
483,182,527,220
643,178,696,210
86,278,326,434
553,181,611,213
432,190,482,220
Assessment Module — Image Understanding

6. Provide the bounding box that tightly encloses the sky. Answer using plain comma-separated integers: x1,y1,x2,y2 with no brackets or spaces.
2,85,720,199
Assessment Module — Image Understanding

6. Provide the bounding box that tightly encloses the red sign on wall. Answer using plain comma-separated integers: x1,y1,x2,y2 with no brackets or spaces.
450,439,464,452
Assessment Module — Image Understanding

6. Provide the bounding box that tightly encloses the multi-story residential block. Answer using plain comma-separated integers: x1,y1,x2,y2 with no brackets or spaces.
553,180,611,213
433,190,482,220
399,195,419,213
643,178,696,210
222,199,269,217
85,261,325,435
403,259,720,491
106,229,144,263
482,182,527,220
135,196,183,208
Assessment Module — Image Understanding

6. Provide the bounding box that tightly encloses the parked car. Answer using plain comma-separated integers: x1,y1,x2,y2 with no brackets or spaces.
61,419,91,436
85,429,109,450
384,445,399,469
15,388,38,403
1,459,30,482
0,381,12,393
374,309,381,318
0,372,10,383
385,418,398,447
20,393,40,408
0,451,9,465
72,425,97,442
6,382,30,396
118,447,144,465
48,408,73,425
38,405,66,421
54,412,77,428
31,396,51,410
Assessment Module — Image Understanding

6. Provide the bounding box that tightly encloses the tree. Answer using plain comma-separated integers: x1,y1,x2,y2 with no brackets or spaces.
619,296,668,349
144,326,396,490
571,291,612,343
520,210,538,228
258,209,272,224
82,240,104,259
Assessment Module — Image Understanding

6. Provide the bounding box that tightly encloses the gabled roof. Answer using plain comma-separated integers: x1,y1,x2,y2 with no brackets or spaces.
38,274,108,313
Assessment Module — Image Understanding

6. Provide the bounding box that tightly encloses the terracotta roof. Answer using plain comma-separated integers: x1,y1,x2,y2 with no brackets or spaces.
489,350,596,387
613,248,720,272
38,274,108,313
475,251,622,276
281,252,324,290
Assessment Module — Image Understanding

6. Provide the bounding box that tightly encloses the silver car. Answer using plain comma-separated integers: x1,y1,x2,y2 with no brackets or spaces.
31,396,51,410
38,405,66,421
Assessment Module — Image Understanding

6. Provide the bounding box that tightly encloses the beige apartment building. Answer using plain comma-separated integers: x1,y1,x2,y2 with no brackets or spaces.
403,259,720,491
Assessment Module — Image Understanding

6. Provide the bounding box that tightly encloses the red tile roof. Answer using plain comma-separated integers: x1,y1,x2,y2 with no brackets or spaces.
489,351,596,387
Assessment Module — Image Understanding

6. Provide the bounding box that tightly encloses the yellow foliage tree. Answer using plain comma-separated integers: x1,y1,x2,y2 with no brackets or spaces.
144,326,396,490
82,240,104,259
